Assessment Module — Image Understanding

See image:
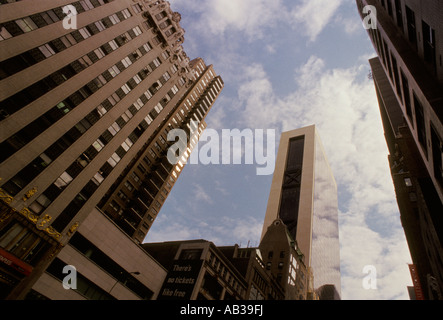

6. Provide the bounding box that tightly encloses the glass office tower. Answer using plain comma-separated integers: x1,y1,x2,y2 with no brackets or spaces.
261,125,341,299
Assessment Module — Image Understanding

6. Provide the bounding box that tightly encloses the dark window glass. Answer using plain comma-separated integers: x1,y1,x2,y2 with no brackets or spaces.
431,126,443,186
406,6,417,47
414,93,427,155
422,21,436,72
278,137,305,239
401,70,412,121
394,0,403,29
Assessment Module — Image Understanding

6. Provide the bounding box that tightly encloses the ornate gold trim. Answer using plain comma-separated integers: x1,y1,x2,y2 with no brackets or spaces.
36,214,52,229
0,188,63,242
0,188,14,205
23,187,38,201
19,207,39,224
68,222,79,235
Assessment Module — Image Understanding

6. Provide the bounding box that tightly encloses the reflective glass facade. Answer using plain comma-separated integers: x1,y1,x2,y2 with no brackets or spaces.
312,135,341,297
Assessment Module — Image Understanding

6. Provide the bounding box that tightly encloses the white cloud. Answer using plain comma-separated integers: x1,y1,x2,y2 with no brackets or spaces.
170,0,345,44
290,0,344,42
193,183,214,204
145,215,199,243
170,0,284,40
145,212,263,248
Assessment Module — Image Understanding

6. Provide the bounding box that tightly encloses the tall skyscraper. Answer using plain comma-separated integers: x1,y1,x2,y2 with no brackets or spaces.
98,57,223,243
260,125,341,299
0,0,222,299
357,0,443,299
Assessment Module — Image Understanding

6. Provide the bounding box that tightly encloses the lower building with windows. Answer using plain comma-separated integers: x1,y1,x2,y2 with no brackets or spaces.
142,239,287,301
141,218,315,301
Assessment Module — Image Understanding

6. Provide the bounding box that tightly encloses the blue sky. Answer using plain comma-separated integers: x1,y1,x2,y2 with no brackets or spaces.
144,0,413,300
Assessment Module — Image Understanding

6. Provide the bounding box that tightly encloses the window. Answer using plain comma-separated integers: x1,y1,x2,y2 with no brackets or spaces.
92,139,105,152
413,93,427,155
54,171,73,188
390,53,401,96
431,126,443,186
153,58,161,67
0,26,12,41
109,14,121,25
15,17,38,33
92,172,104,185
121,57,132,68
422,21,436,71
38,43,56,58
132,4,143,14
179,249,203,260
109,200,121,212
405,6,417,47
401,70,412,121
125,181,134,192
78,27,92,39
387,0,393,16
117,190,128,201
131,172,141,184
133,26,143,36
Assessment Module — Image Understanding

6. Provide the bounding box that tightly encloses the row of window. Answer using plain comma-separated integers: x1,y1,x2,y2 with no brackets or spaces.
0,0,115,41
104,102,193,236
0,7,134,121
368,17,443,187
0,8,132,80
0,26,144,165
207,251,246,298
27,60,176,232
1,37,157,199
377,0,437,72
102,71,222,239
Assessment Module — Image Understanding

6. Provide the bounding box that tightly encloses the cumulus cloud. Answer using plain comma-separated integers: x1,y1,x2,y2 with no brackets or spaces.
145,212,263,248
193,183,214,204
290,0,345,42
170,0,345,43
169,0,284,40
